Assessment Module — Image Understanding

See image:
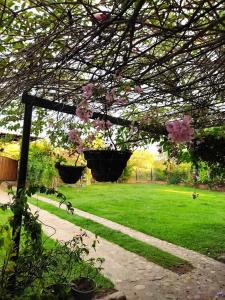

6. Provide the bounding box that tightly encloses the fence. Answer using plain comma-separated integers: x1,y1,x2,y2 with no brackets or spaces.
0,156,18,181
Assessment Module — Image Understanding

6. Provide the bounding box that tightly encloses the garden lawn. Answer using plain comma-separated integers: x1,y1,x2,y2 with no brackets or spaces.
29,197,189,272
44,183,225,259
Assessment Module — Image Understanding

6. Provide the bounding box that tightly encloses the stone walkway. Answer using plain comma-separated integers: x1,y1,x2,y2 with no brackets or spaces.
1,189,225,299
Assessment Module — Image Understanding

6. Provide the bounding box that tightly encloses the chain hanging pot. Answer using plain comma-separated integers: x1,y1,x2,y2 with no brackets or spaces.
83,150,132,182
190,135,225,165
55,163,85,184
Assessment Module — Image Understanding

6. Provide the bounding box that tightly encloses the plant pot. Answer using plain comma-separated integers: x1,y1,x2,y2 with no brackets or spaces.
190,135,225,165
83,150,132,182
71,277,96,300
55,163,85,184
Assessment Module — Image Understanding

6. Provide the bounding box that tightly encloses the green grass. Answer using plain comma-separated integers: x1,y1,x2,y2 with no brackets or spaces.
44,183,225,259
29,197,190,273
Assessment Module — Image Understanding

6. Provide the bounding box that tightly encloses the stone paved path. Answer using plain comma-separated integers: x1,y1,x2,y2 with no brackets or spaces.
1,189,225,300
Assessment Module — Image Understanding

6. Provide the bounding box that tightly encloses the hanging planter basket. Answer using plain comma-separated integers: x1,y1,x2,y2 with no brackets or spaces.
83,150,132,182
190,135,225,165
55,163,85,184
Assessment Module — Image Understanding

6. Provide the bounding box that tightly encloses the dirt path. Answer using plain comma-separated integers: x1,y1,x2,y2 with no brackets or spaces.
1,189,225,299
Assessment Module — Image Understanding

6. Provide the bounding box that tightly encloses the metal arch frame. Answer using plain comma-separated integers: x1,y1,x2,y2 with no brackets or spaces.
12,92,166,264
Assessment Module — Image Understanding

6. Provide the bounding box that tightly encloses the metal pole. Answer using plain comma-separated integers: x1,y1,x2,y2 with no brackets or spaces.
12,102,33,261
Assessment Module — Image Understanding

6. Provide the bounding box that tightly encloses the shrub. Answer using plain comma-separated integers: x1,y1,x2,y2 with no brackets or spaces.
166,169,189,184
119,165,133,182
27,141,57,187
153,168,166,181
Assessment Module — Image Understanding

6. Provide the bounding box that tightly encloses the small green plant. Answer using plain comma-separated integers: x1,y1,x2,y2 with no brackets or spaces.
0,186,104,299
55,154,67,165
0,185,65,298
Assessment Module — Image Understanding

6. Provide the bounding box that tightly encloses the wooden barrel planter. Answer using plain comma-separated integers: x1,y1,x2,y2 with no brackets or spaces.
0,156,18,181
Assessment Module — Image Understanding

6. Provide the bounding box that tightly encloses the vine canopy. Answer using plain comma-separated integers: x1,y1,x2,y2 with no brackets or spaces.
0,0,225,133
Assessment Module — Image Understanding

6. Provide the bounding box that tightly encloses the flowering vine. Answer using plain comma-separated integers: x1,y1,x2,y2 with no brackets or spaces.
166,115,194,144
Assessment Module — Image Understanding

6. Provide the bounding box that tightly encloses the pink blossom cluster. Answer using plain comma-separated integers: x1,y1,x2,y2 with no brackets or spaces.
115,96,128,105
68,129,84,153
82,83,94,99
76,100,93,122
165,115,194,144
105,88,116,106
92,119,112,131
105,89,128,106
134,85,143,94
93,12,109,21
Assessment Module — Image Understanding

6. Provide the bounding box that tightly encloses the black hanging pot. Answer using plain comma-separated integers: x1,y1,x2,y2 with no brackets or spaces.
190,135,225,165
83,150,132,182
55,163,85,184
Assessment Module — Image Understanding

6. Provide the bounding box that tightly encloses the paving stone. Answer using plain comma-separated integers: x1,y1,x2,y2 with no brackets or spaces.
134,284,145,290
101,291,126,300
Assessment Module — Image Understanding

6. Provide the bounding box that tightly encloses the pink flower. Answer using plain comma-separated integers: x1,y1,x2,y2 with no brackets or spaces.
82,83,94,99
76,144,85,154
134,85,143,94
68,129,85,153
68,129,81,143
105,92,114,105
183,115,192,124
92,119,112,131
115,97,128,105
166,115,194,144
75,100,93,122
105,88,116,106
132,47,140,54
93,12,109,21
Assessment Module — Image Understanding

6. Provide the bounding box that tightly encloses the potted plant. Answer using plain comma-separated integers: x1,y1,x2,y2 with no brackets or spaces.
71,277,96,300
69,82,149,182
81,119,133,182
190,134,225,165
41,233,103,300
55,161,85,184
55,129,86,184
83,149,131,182
70,255,104,300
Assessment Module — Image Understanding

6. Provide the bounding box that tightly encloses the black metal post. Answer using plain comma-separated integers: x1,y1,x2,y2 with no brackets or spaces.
12,102,33,261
